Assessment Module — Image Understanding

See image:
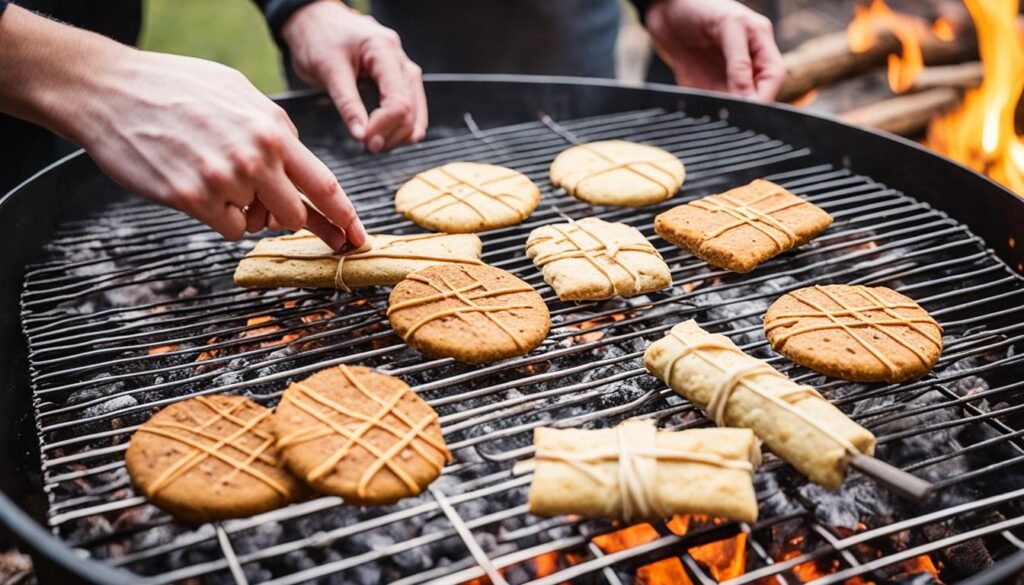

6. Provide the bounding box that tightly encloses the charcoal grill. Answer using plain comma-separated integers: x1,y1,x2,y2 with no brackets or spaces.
2,75,1024,584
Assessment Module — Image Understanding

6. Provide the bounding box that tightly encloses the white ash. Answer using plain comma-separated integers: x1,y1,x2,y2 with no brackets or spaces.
800,480,894,531
83,395,138,418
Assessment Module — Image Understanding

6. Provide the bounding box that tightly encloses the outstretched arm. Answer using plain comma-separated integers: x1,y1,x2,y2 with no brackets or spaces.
0,4,365,249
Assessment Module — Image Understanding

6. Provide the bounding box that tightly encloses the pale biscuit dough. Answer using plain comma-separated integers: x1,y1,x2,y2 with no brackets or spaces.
525,217,671,301
395,162,540,233
233,230,483,290
549,140,685,207
529,420,760,523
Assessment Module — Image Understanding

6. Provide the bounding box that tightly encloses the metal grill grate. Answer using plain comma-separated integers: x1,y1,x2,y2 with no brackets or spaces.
20,107,1024,584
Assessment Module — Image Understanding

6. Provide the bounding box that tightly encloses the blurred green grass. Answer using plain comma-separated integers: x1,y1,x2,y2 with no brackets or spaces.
138,0,286,93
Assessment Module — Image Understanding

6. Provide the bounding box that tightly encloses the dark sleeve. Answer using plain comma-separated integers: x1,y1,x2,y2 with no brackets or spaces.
629,0,655,24
251,0,320,48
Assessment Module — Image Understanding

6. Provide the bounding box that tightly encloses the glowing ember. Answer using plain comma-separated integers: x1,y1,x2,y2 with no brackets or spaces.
791,89,820,108
301,309,335,324
146,344,179,356
846,0,927,93
595,523,691,584
532,551,559,577
195,336,219,362
900,554,943,580
933,16,956,41
778,533,941,583
926,0,1024,196
569,313,627,344
247,315,273,326
779,535,838,582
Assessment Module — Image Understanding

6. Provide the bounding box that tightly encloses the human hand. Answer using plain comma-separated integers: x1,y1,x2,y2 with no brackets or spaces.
63,50,366,248
645,0,785,101
282,0,427,152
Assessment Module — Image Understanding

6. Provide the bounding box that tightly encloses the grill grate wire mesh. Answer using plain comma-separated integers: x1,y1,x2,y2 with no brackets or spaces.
19,107,1024,584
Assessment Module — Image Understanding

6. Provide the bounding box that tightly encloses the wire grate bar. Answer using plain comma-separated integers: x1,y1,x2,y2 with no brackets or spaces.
20,105,1024,585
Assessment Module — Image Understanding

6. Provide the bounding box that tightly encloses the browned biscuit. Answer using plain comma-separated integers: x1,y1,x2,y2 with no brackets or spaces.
387,264,550,364
125,395,304,523
654,179,832,273
764,284,943,383
273,365,450,504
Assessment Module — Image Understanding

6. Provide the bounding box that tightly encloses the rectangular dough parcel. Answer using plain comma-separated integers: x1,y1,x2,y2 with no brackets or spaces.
528,419,760,523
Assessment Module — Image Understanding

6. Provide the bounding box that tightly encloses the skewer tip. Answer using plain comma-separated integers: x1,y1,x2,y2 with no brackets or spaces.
849,453,933,503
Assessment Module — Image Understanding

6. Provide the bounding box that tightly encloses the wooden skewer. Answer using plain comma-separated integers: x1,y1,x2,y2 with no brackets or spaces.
849,452,933,503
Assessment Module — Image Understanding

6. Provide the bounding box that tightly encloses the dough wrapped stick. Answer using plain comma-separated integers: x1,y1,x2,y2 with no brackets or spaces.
233,230,483,291
528,419,761,523
644,320,876,489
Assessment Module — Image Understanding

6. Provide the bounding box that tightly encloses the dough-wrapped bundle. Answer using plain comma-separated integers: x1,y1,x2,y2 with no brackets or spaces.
233,230,482,290
643,320,876,489
528,419,760,523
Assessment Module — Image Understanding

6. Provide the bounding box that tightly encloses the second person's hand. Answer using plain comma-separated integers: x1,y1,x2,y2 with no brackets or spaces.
282,0,428,152
645,0,785,101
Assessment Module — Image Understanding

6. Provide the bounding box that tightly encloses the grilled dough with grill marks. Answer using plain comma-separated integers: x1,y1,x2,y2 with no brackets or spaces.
273,365,451,504
765,284,942,382
387,264,550,364
126,395,304,523
654,179,831,273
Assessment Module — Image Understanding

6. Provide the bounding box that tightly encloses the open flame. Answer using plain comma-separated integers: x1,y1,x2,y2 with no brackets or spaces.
846,0,928,93
925,0,1024,195
589,516,745,584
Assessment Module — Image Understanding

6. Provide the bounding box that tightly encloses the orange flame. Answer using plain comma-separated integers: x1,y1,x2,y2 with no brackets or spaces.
590,516,746,584
926,0,1024,196
847,0,927,93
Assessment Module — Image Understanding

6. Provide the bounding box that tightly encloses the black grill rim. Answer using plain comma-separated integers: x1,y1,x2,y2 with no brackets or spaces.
1,74,1023,585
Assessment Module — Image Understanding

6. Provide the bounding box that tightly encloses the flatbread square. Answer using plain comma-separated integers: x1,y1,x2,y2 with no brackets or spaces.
654,179,832,273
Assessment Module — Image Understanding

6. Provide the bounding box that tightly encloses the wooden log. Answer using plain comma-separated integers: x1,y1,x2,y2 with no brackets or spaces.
911,61,983,91
779,23,977,103
839,87,960,136
779,29,899,102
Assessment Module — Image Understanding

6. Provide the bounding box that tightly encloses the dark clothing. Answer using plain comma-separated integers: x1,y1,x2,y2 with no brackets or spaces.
371,0,619,78
0,0,142,195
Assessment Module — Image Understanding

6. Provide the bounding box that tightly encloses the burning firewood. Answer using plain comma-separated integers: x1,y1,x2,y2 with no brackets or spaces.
840,86,960,136
779,0,977,102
